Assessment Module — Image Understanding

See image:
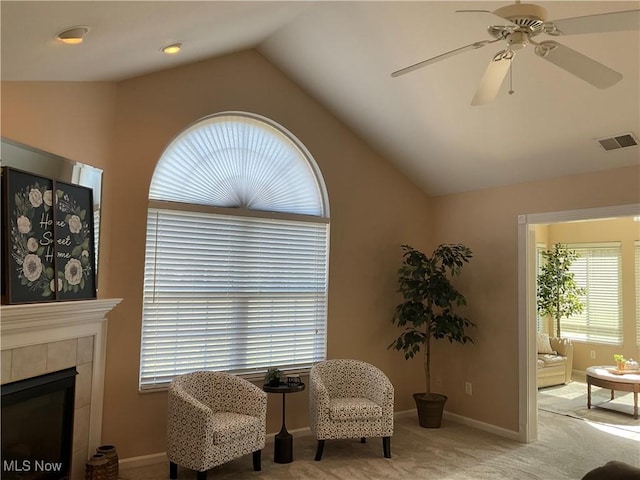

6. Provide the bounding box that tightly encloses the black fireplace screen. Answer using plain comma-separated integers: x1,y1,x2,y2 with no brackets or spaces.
1,367,77,480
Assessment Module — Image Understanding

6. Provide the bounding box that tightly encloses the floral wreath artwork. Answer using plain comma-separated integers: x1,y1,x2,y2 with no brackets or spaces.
54,182,96,299
2,167,96,304
10,177,55,301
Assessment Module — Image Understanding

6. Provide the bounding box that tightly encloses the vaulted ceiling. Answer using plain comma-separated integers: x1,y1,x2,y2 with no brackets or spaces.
2,1,639,196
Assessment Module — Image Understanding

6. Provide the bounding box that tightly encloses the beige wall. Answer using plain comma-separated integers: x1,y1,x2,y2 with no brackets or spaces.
542,217,640,369
2,51,639,459
1,82,117,170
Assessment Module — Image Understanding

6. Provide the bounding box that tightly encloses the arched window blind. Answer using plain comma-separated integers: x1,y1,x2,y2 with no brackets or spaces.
140,112,329,390
563,243,622,345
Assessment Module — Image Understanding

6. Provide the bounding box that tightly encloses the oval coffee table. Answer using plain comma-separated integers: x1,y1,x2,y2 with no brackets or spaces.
585,365,640,419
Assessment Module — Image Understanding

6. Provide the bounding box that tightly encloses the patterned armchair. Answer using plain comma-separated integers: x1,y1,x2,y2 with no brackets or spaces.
309,359,394,460
167,371,267,480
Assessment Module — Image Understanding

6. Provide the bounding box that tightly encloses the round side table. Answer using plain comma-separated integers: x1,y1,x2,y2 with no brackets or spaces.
263,382,305,463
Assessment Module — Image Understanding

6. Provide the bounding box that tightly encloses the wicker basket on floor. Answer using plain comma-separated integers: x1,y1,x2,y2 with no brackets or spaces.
96,445,119,480
85,453,108,480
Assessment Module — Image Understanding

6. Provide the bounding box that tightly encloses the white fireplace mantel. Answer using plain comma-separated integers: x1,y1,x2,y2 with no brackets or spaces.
1,297,122,475
1,298,122,342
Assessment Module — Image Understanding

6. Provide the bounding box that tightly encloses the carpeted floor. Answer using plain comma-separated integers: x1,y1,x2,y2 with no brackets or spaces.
538,378,639,432
121,400,640,480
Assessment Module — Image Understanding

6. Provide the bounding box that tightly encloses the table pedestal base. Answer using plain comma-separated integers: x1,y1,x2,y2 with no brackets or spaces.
274,429,293,464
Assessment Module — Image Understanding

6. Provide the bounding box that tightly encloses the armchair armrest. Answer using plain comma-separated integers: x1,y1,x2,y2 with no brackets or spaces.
362,368,394,413
309,367,331,424
550,337,572,357
549,337,573,382
167,384,213,461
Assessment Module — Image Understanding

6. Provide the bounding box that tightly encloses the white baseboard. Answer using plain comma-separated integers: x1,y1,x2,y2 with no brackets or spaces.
443,410,520,441
119,452,167,470
393,408,418,418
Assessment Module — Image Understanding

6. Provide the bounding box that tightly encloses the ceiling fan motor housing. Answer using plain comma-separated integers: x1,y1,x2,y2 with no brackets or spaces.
489,3,548,42
493,3,548,23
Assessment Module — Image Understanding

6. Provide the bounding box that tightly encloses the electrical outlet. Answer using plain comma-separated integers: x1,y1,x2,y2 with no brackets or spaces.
465,382,472,395
590,350,596,359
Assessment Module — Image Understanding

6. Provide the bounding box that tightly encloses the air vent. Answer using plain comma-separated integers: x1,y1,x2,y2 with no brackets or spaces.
597,132,638,151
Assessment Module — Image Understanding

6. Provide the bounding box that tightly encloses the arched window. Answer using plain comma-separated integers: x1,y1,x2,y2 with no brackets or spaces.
139,112,329,390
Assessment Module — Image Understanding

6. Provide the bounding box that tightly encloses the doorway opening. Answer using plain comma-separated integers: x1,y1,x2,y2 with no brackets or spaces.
517,203,640,442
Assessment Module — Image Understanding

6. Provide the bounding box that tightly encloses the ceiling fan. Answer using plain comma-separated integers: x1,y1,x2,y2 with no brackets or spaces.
391,2,640,106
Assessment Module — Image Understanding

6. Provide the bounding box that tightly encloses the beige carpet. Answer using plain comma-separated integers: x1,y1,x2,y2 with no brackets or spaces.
121,408,640,480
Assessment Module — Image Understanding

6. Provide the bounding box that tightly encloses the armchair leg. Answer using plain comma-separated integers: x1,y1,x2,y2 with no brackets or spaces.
253,450,262,471
360,437,366,443
169,461,177,479
383,436,391,458
314,440,325,461
196,471,207,480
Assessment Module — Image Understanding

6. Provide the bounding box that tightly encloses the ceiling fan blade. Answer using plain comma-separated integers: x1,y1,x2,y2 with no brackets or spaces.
456,9,517,26
534,41,622,89
544,9,640,36
391,39,496,78
471,51,513,106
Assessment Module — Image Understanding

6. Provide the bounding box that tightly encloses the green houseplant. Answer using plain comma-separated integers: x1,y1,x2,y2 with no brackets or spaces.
536,243,585,338
389,244,475,428
264,367,282,387
613,354,626,371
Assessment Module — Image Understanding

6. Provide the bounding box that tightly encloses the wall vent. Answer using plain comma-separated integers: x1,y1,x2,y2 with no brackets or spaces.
596,132,638,151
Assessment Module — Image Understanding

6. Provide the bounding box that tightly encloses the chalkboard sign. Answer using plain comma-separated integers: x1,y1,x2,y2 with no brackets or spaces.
1,167,96,304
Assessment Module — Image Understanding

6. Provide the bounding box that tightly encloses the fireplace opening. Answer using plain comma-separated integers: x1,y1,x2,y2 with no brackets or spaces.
2,367,77,480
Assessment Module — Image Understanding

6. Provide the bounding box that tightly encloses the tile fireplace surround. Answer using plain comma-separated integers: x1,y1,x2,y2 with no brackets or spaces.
1,298,122,480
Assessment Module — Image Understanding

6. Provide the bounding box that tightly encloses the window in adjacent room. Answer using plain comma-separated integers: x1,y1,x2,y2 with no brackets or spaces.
636,240,640,349
139,112,330,390
563,242,622,345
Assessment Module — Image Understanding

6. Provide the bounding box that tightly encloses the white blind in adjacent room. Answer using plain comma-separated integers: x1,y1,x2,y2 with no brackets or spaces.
636,241,640,348
563,243,622,345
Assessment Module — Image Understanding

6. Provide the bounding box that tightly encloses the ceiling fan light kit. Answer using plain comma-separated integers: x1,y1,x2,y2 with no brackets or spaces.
391,2,640,106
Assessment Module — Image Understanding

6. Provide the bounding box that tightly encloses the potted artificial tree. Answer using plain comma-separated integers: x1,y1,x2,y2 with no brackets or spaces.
536,243,585,338
389,244,475,428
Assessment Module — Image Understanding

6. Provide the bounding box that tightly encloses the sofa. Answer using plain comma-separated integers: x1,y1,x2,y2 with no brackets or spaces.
536,333,573,388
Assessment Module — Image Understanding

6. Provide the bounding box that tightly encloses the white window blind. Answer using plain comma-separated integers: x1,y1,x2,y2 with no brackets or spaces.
140,207,328,389
636,241,640,348
563,243,622,345
140,112,330,390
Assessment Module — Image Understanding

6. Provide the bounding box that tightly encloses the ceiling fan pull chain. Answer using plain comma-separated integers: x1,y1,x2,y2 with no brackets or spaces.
508,57,515,95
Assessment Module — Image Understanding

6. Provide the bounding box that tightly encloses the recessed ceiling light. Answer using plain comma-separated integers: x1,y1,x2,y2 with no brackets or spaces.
162,43,182,55
56,26,89,45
